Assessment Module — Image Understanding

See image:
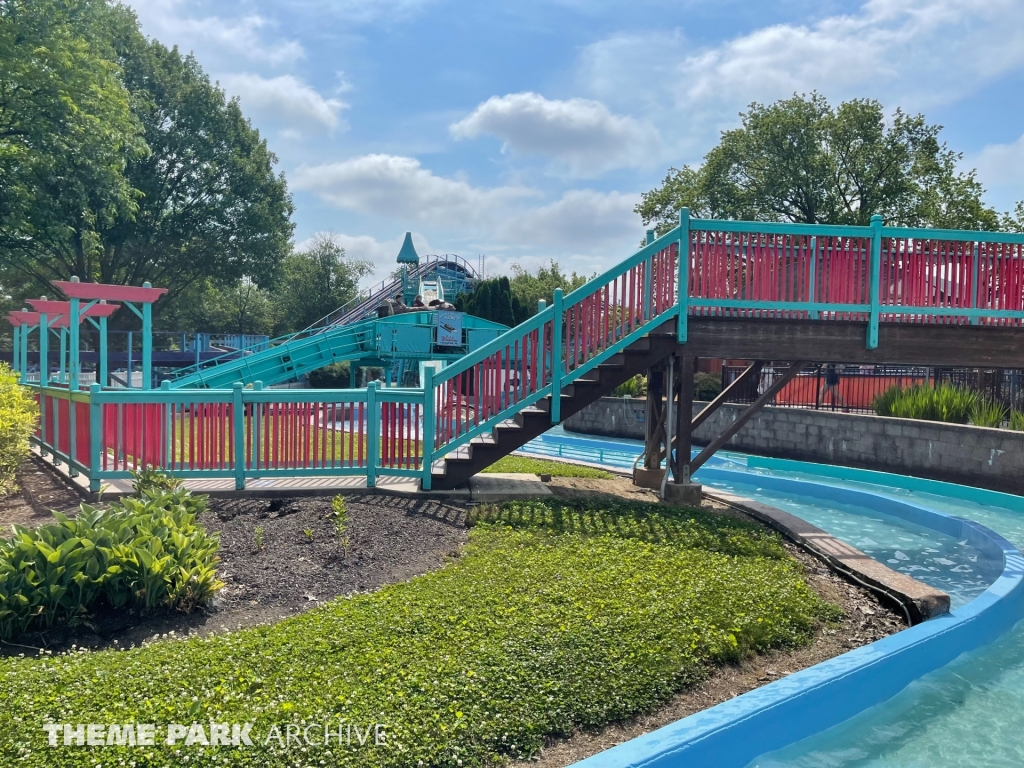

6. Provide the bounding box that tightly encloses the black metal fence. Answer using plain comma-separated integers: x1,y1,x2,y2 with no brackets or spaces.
720,364,1024,415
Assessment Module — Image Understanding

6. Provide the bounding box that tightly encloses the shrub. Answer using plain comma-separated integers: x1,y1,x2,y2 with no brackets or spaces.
0,485,223,640
871,384,903,417
308,361,351,388
0,363,36,494
612,374,647,398
873,383,978,424
970,398,1008,428
1011,410,1024,432
694,371,722,400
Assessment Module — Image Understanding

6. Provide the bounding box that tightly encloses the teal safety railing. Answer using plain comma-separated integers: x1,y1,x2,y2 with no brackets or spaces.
33,382,425,492
23,213,1024,491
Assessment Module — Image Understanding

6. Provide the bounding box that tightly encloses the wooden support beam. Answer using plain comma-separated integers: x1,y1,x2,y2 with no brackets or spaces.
691,359,764,431
674,355,695,482
643,364,665,471
686,360,807,475
680,317,1024,368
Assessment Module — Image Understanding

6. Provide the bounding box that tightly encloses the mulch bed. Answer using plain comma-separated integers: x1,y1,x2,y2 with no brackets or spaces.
0,459,469,654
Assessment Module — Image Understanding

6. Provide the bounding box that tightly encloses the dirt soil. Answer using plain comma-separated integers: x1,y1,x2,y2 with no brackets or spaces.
0,457,84,529
0,460,469,654
0,465,905,765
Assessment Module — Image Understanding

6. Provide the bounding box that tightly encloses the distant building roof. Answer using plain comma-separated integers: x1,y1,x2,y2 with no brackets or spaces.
396,232,419,264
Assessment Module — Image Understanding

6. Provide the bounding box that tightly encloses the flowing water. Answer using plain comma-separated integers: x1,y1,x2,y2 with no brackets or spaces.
520,427,1024,766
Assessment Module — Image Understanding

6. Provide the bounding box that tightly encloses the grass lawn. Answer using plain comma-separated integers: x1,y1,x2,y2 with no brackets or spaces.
0,498,838,767
481,454,613,479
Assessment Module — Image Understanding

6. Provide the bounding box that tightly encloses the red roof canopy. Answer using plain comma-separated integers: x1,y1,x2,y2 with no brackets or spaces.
7,311,71,329
7,302,119,329
26,299,121,318
51,281,167,303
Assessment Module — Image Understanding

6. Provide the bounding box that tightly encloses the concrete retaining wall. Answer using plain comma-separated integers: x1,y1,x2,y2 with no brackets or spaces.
563,397,1024,495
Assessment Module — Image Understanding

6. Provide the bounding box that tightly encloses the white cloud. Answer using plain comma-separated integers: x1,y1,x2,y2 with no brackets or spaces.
450,92,660,176
220,74,347,132
292,154,537,227
580,0,1024,156
294,231,437,283
499,190,639,250
128,0,304,67
974,134,1024,187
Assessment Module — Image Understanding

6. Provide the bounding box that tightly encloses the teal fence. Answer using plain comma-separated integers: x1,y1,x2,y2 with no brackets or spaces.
24,213,1024,490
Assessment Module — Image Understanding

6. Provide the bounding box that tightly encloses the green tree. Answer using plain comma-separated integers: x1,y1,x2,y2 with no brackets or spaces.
455,261,591,326
0,5,294,311
1003,202,1024,233
637,93,1002,233
272,234,373,334
456,277,515,326
155,278,276,336
509,261,589,312
0,0,144,286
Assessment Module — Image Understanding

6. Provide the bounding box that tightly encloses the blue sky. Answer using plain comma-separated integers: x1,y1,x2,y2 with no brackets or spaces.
127,0,1024,284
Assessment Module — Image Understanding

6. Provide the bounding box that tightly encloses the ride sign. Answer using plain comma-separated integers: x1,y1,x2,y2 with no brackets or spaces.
436,311,463,346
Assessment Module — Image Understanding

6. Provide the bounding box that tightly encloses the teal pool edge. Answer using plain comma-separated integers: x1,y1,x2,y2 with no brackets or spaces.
570,477,1024,768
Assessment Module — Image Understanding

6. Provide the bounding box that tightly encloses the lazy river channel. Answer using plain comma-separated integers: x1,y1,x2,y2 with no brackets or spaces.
519,426,1024,767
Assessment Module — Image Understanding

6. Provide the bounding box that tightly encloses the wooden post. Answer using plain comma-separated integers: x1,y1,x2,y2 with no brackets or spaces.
674,355,695,482
688,360,807,474
643,365,664,471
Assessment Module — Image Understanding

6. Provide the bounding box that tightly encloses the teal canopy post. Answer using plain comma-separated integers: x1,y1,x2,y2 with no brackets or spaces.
12,325,21,381
22,324,30,381
127,331,133,388
98,312,108,387
68,284,82,478
677,207,691,343
68,282,80,390
39,313,48,387
867,214,883,349
58,327,67,384
142,282,153,388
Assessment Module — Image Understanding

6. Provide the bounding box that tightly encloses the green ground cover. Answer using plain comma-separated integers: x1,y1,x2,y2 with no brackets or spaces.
0,498,837,767
482,455,613,478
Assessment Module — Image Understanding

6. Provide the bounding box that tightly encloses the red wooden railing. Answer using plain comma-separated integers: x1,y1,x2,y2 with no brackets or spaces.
432,240,678,457
879,238,1024,324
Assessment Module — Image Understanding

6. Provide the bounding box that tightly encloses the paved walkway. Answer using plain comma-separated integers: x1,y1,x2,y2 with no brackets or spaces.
33,450,552,502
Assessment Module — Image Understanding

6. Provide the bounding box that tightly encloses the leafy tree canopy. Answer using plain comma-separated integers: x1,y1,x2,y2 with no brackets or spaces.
455,261,590,327
271,234,373,334
0,0,144,274
637,93,1013,234
0,0,294,313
